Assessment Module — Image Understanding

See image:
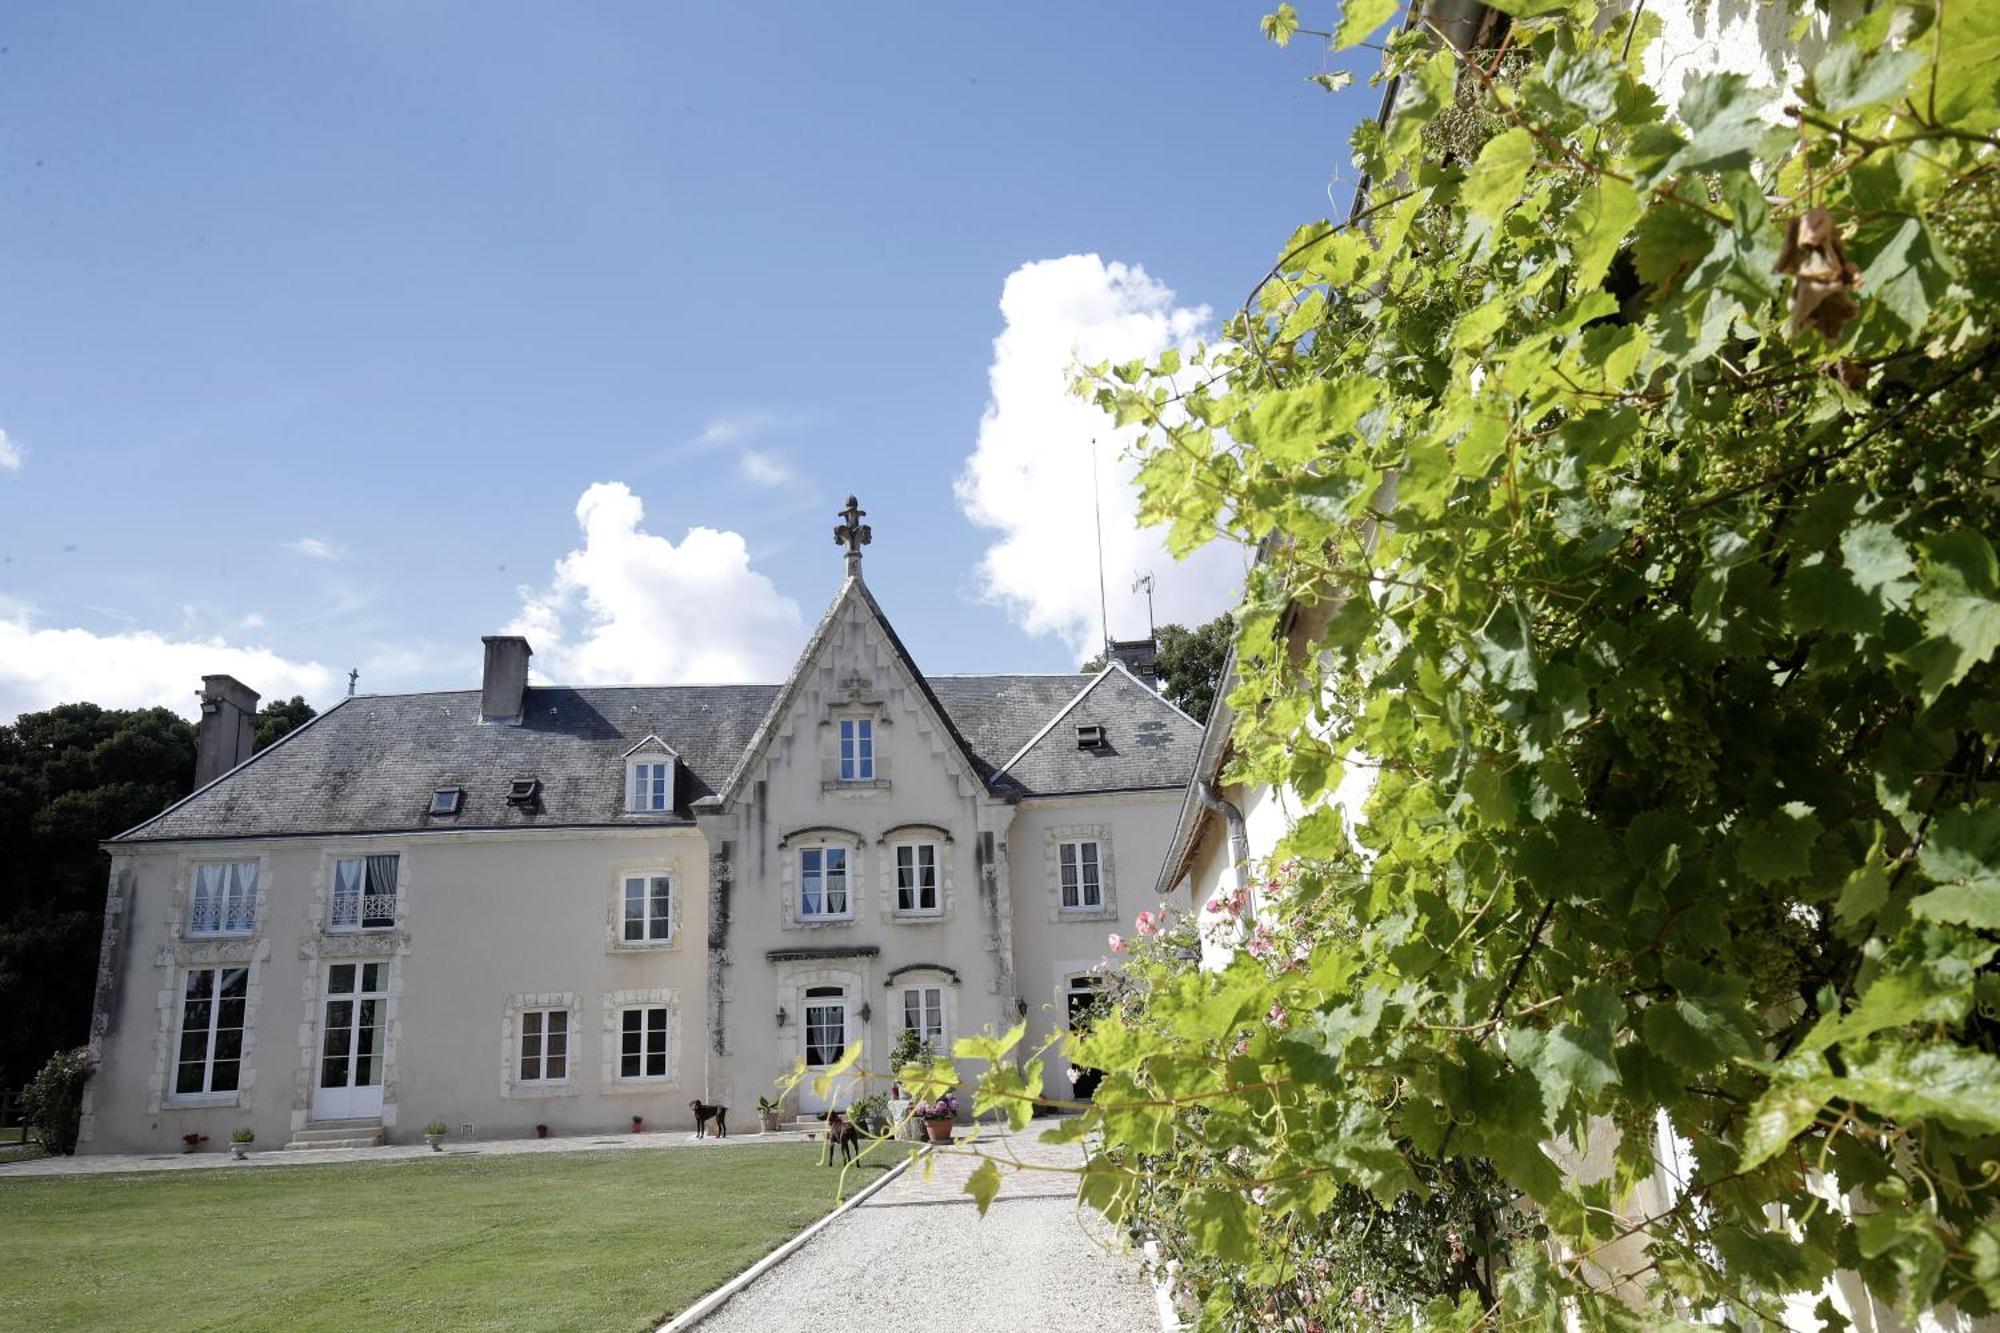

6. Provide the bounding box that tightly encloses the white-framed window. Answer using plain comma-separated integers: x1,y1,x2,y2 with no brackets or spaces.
838,718,874,781
518,1007,570,1084
900,984,946,1045
188,861,258,936
1058,840,1103,910
627,758,673,812
174,965,248,1097
799,846,851,919
617,1006,672,1081
621,873,673,944
329,854,399,931
893,843,940,914
803,986,847,1067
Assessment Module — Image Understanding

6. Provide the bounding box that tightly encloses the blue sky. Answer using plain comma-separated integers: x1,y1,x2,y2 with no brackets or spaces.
0,3,1378,720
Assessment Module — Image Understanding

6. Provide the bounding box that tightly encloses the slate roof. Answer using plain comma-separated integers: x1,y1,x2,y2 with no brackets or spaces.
992,667,1205,797
112,668,1201,844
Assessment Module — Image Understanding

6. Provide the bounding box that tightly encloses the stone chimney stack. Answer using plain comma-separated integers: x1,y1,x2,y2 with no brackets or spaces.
195,675,261,787
480,636,532,724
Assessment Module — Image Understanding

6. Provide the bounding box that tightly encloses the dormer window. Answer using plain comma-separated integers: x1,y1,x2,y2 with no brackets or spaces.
838,718,874,781
429,787,463,817
1076,724,1106,750
627,758,673,813
506,777,541,808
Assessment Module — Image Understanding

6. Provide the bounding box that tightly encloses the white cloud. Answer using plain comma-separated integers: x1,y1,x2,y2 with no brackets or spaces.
738,448,796,488
955,255,1243,659
284,536,345,560
0,614,333,723
0,428,23,472
507,482,804,684
688,409,812,453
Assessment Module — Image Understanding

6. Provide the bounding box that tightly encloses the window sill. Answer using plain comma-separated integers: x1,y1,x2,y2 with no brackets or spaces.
891,911,946,922
607,1079,680,1094
1057,907,1116,921
610,939,678,953
505,1082,578,1100
325,925,397,935
165,1093,241,1109
184,929,257,940
821,779,891,794
794,915,856,928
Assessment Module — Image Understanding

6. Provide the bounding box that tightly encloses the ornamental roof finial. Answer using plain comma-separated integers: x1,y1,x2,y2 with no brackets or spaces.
833,495,871,575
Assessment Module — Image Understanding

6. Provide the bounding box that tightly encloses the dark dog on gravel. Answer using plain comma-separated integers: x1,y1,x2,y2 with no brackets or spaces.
690,1099,728,1138
821,1110,859,1166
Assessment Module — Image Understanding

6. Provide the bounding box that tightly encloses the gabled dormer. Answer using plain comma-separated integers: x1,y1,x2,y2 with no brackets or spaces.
622,735,679,814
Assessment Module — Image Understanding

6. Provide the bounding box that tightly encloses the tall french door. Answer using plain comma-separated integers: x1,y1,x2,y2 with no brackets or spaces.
799,985,850,1114
312,961,387,1120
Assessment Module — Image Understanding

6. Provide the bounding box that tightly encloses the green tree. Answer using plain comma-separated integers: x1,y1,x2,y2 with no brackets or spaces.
254,695,317,751
1084,613,1233,722
959,4,2000,1327
0,705,193,1085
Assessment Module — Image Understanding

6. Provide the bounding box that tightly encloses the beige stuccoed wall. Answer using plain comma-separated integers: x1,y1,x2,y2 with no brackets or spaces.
1006,789,1184,1104
83,826,710,1153
708,595,1019,1117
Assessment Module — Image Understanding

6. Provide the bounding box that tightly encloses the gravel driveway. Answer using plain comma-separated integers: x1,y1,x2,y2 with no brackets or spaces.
691,1124,1161,1332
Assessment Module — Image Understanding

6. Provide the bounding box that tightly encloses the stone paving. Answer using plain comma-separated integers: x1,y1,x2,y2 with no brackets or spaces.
691,1122,1160,1332
0,1125,808,1178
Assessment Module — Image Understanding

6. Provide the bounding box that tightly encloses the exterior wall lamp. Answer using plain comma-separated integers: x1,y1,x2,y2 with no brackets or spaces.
858,1002,872,1023
775,1005,787,1027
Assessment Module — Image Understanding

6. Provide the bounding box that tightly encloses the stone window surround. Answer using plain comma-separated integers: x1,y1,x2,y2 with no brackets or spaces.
501,992,583,1099
292,949,405,1133
818,693,893,796
175,851,271,942
878,827,954,924
606,862,683,953
308,845,415,937
772,961,871,1086
890,968,957,1049
779,830,864,929
603,987,681,1091
147,849,276,1113
1044,823,1117,923
293,848,412,1132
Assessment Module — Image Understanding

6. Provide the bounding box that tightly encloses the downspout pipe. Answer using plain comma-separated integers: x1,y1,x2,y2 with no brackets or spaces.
1196,778,1251,893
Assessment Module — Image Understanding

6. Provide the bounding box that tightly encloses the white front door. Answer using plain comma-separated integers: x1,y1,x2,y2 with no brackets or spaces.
312,961,387,1121
799,985,850,1114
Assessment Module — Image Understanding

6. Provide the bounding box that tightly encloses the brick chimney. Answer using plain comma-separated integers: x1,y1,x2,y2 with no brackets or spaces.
195,675,261,787
480,636,532,724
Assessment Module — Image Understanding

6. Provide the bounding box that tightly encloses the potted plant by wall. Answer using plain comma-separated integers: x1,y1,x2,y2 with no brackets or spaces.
756,1095,784,1134
229,1128,254,1160
535,1123,549,1140
424,1120,449,1152
847,1093,888,1138
181,1132,209,1154
915,1092,958,1143
630,1114,644,1134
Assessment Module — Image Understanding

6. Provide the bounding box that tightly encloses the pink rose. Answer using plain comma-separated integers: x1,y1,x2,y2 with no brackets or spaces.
1134,909,1159,937
1108,933,1125,954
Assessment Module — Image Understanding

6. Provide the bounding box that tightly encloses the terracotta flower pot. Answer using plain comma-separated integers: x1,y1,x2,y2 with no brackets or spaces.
924,1117,954,1143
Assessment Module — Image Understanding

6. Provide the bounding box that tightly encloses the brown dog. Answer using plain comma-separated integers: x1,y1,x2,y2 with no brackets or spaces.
690,1099,728,1138
822,1110,858,1166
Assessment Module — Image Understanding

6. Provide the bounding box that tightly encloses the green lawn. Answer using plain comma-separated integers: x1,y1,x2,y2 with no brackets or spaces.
0,1144,874,1332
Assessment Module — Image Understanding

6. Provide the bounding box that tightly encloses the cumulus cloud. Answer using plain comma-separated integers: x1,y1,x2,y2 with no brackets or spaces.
507,482,804,685
0,428,23,472
284,536,345,560
738,449,796,488
0,614,333,723
956,255,1244,658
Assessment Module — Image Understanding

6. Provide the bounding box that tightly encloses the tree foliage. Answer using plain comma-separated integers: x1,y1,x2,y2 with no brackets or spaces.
0,705,193,1084
254,695,316,752
965,3,2000,1327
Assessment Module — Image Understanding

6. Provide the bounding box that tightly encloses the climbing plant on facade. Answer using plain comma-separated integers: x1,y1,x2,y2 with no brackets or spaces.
959,2,2000,1328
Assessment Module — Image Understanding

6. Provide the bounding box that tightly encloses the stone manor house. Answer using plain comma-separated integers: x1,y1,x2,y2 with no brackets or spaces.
78,500,1200,1150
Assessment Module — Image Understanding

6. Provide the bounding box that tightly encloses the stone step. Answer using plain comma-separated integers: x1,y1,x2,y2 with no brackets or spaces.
283,1120,385,1150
